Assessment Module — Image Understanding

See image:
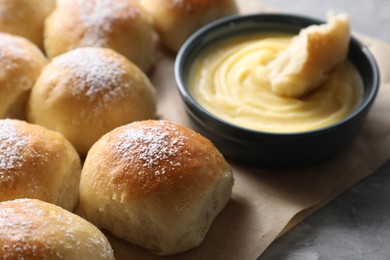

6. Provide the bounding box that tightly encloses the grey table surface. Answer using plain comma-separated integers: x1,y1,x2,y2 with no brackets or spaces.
256,0,390,259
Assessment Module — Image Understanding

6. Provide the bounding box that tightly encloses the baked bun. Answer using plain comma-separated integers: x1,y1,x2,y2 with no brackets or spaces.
79,120,234,255
0,199,114,260
140,0,239,52
45,0,156,72
27,47,157,157
0,0,55,49
0,119,81,211
0,32,47,119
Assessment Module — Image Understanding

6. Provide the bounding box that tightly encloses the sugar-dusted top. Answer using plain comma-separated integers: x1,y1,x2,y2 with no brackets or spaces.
0,120,30,172
74,0,142,46
114,120,190,177
0,119,73,201
0,32,46,72
0,199,114,259
84,120,230,205
52,47,129,106
0,120,46,191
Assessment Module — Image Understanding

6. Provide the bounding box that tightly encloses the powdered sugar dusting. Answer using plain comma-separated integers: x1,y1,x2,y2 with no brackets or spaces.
0,199,114,259
0,120,46,190
0,123,28,172
0,37,29,60
55,48,129,112
114,121,190,176
0,199,60,258
0,34,34,71
76,0,140,46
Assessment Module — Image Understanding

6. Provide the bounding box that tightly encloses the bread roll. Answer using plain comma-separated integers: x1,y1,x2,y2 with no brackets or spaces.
79,120,234,255
140,0,239,52
27,47,157,157
268,13,350,98
45,0,156,72
0,199,114,260
0,0,55,49
0,32,47,119
0,119,81,211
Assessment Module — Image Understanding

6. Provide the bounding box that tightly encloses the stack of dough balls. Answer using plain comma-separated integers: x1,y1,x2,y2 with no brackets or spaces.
0,32,47,119
80,120,234,255
0,0,235,257
140,0,239,52
27,47,157,156
0,199,114,259
0,119,81,211
45,0,156,71
0,0,55,49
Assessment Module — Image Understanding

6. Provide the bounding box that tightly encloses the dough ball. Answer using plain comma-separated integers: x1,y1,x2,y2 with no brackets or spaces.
140,0,239,52
0,119,81,211
79,120,234,255
0,0,55,49
0,32,47,119
27,47,157,156
45,0,156,72
0,198,114,260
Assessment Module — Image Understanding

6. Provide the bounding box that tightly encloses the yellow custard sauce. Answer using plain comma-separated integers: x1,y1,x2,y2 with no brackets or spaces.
188,33,364,133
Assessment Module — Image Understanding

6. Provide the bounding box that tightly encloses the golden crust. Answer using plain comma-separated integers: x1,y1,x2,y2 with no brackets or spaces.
80,120,233,255
0,0,55,49
27,47,157,156
84,120,228,203
0,199,114,260
0,32,47,119
0,119,81,211
44,0,156,71
140,0,239,52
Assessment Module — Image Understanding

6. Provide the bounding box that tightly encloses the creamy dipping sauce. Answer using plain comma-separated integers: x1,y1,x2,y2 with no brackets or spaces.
188,33,364,133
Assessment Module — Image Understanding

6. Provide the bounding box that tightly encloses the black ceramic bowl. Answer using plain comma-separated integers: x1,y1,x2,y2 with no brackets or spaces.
175,14,380,168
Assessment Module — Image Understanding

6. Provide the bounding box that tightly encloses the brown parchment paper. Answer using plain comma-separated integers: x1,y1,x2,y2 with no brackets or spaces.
106,1,390,259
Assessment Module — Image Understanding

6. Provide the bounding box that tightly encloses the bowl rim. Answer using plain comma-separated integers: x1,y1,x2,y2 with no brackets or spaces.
174,13,380,139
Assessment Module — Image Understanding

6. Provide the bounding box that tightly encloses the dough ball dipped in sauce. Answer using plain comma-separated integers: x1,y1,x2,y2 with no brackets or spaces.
188,14,363,133
268,13,350,98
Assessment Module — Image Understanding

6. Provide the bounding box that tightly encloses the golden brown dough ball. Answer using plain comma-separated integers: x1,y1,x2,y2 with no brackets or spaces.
0,119,81,211
27,47,157,157
140,0,239,52
0,0,55,49
45,0,156,72
0,199,115,260
79,120,234,255
0,32,47,119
